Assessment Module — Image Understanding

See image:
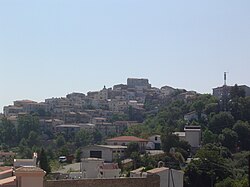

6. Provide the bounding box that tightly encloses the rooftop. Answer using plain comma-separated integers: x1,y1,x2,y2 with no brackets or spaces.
15,166,45,173
107,136,148,142
0,176,16,185
173,132,186,137
96,145,127,149
0,167,12,173
147,167,169,174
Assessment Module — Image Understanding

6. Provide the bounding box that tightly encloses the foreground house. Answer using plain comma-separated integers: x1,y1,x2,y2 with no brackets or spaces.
0,166,46,187
130,167,184,187
80,158,121,179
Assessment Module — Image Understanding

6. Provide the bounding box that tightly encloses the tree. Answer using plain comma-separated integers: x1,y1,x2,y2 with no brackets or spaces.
125,142,140,157
233,121,250,150
56,135,66,148
185,144,232,187
75,129,91,148
75,148,82,162
202,129,217,145
161,131,180,153
39,148,51,174
192,101,205,120
17,115,40,141
0,118,17,146
92,129,103,144
219,128,238,152
208,112,234,134
27,131,40,147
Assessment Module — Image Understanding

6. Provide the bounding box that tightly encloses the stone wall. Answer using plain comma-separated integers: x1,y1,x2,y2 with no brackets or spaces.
45,175,160,187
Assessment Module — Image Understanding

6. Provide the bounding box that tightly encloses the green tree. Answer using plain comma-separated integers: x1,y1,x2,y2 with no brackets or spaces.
125,142,140,157
93,129,103,144
202,129,217,145
219,128,238,152
185,144,232,187
39,148,51,174
209,112,234,134
56,135,66,148
161,131,180,153
192,101,205,120
75,148,82,162
17,115,40,141
27,131,40,147
233,121,250,150
75,129,91,148
0,118,17,146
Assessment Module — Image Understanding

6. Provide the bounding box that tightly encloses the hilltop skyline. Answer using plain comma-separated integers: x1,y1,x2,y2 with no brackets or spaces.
1,0,250,112
1,75,249,112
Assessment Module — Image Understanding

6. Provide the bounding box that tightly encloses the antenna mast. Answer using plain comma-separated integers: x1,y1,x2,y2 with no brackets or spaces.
224,72,228,86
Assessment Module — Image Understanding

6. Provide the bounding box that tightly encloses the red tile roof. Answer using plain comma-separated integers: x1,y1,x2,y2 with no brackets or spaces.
107,136,148,142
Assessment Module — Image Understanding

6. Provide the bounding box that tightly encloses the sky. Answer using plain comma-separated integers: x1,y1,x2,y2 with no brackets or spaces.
0,0,250,112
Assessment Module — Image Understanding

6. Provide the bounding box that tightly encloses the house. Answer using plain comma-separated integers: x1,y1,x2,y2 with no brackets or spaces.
147,167,183,187
130,167,146,178
127,78,151,90
106,136,148,152
184,126,201,148
82,145,127,162
146,135,161,150
173,126,201,149
15,166,46,187
81,158,121,179
0,166,45,187
213,84,250,99
130,167,184,187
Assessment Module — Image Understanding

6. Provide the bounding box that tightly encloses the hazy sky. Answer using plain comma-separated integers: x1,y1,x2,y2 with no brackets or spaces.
1,0,250,112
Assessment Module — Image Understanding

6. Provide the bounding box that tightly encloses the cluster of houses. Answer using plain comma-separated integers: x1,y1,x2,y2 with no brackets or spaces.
0,124,201,187
0,78,206,187
2,78,198,138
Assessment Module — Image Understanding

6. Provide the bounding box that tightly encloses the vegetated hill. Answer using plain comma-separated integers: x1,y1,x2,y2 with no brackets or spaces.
126,85,250,187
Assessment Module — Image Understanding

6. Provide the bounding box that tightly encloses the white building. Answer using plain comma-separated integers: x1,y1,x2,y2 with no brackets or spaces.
82,145,127,162
147,167,183,187
173,126,201,149
146,135,162,150
80,158,121,179
130,167,183,187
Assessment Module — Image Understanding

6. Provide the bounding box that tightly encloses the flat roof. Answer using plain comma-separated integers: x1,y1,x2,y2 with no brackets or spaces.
173,132,186,137
107,136,148,142
96,145,127,149
147,167,168,174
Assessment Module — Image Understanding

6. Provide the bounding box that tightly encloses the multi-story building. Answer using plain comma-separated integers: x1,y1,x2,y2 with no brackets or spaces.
82,145,127,162
213,84,250,99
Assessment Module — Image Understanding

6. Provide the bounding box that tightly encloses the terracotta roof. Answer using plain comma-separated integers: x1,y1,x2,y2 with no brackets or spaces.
0,167,12,173
107,136,148,142
0,176,16,185
102,163,119,170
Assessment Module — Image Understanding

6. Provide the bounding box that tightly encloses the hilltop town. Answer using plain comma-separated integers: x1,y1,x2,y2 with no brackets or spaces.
0,78,250,187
